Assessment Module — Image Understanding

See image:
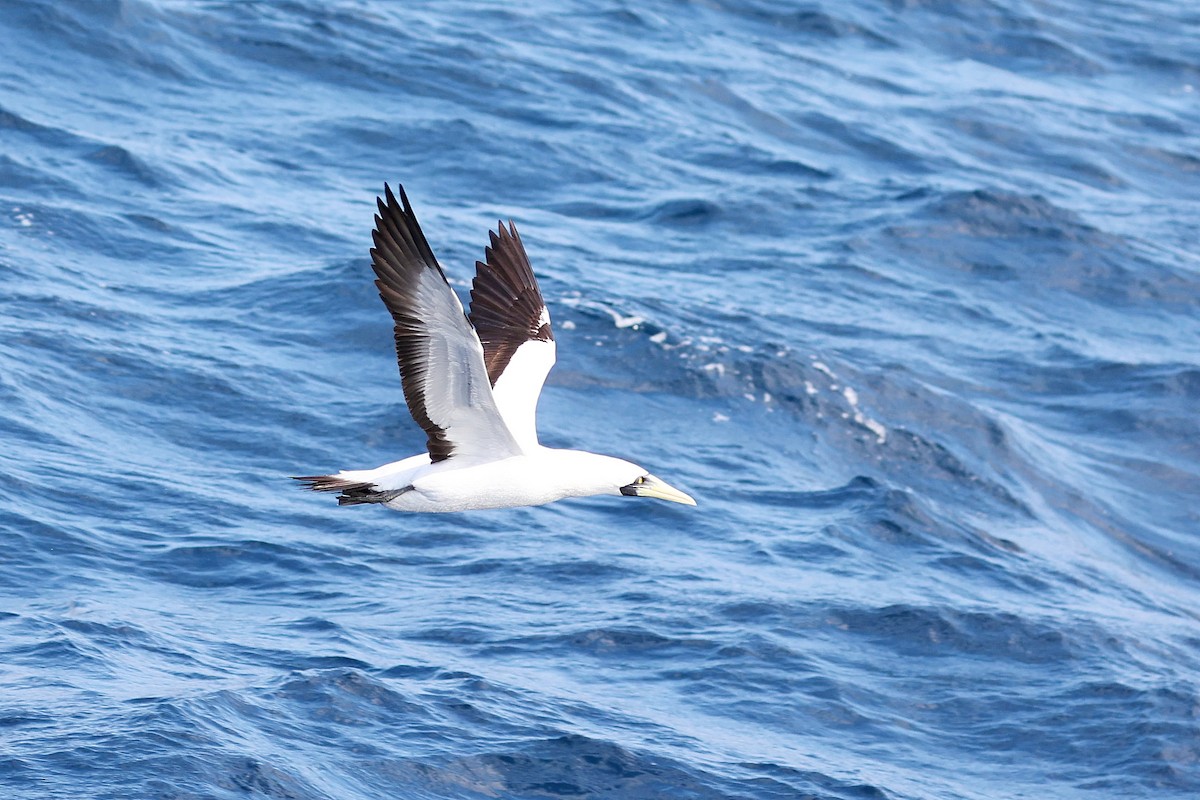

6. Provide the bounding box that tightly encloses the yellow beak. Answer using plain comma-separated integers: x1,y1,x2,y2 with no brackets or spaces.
633,474,697,506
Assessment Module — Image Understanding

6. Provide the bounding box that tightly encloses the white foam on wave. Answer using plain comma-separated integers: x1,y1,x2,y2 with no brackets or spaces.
843,385,887,444
811,359,836,379
558,297,643,330
556,302,882,440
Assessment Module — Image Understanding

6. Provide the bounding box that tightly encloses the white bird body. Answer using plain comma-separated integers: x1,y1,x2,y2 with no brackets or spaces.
296,184,695,512
331,449,648,513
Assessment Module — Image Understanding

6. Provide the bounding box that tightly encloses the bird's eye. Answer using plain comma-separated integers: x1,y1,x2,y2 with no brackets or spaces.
637,476,646,484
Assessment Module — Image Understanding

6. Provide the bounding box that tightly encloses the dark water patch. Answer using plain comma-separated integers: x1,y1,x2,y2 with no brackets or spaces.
701,0,895,46
826,603,1075,664
933,551,1049,595
0,201,192,263
985,32,1106,76
499,625,723,663
737,760,892,800
529,558,636,583
1008,353,1200,403
930,679,1200,792
271,668,428,725
1122,50,1200,84
122,211,200,241
687,75,816,149
1128,145,1200,174
319,116,489,169
704,685,882,740
646,197,722,226
686,141,835,180
736,475,1026,570
203,258,382,336
567,626,716,657
770,9,893,45
280,616,344,635
920,188,1101,238
410,624,496,647
225,761,320,798
880,188,1200,312
0,509,118,587
56,617,158,650
215,645,372,677
420,734,739,800
144,540,320,589
0,155,76,195
879,426,1027,514
736,483,874,510
882,0,1106,75
1110,112,1189,136
83,144,163,187
431,556,523,577
12,0,200,83
174,2,395,91
0,101,93,151
4,629,107,674
552,196,724,227
713,634,816,677
377,663,442,681
679,341,1028,516
798,112,930,172
379,526,488,551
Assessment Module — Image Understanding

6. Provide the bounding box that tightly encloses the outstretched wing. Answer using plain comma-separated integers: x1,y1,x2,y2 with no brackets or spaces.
369,184,521,463
468,221,556,451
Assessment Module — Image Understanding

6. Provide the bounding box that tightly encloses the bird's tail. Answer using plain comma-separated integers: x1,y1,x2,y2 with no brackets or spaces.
292,474,407,506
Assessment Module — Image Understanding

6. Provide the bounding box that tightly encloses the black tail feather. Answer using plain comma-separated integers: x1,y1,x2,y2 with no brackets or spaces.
292,475,409,506
293,475,374,493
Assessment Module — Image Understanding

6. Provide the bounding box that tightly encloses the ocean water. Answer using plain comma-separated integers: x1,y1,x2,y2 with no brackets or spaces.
2,1,1198,797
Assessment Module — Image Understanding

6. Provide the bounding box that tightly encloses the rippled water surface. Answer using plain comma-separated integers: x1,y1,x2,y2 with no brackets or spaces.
2,1,1199,798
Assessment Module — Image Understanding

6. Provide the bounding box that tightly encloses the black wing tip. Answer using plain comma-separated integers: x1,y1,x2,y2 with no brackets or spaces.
468,210,554,385
381,182,421,219
377,183,411,223
490,219,519,242
382,182,401,207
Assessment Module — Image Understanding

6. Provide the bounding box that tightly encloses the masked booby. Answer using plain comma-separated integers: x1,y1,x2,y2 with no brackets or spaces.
294,184,696,512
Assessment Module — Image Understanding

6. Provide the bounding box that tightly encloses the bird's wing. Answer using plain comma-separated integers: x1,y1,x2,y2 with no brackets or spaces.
370,184,521,463
468,221,556,451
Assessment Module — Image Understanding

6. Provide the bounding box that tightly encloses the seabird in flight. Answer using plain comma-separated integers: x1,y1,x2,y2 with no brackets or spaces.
294,184,696,512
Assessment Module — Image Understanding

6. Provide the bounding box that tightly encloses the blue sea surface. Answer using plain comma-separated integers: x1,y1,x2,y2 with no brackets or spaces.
2,1,1199,798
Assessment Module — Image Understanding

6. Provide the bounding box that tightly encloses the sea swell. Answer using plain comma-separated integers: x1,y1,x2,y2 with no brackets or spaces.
2,0,1199,798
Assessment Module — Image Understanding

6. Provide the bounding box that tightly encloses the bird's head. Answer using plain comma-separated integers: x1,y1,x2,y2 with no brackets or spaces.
617,471,697,506
551,451,697,506
589,454,696,506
